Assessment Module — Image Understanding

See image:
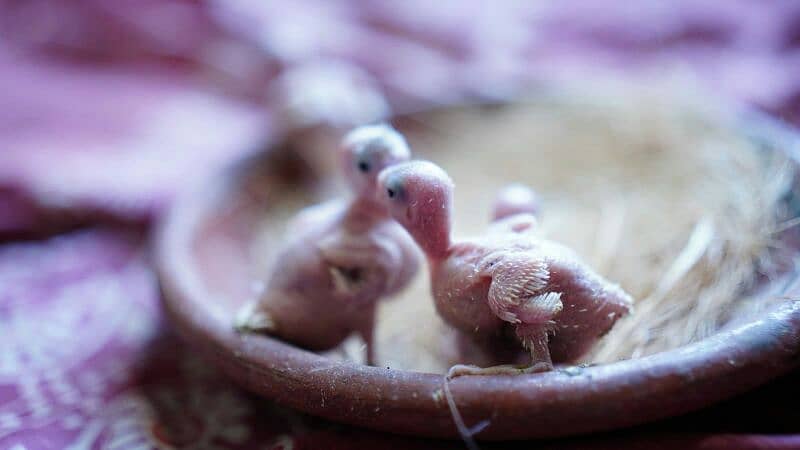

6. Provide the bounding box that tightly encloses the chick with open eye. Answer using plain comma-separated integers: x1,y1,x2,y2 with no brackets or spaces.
236,124,419,365
376,161,633,377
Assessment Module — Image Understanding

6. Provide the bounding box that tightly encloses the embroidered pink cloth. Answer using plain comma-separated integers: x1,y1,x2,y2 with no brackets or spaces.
2,1,800,449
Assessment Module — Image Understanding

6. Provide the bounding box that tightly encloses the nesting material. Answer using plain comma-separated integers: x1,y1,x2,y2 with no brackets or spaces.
255,81,796,373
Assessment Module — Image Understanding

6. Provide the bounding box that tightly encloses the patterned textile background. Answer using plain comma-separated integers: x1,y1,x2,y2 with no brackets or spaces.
1,1,800,449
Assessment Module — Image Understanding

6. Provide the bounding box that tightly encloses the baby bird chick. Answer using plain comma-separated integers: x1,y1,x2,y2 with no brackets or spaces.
236,124,419,366
377,161,633,377
487,183,541,237
268,61,390,188
491,183,541,222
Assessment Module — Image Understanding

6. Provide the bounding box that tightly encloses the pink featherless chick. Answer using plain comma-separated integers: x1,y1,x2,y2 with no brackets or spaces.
267,61,390,187
450,183,542,365
236,124,419,365
377,161,633,377
486,183,542,238
491,183,541,222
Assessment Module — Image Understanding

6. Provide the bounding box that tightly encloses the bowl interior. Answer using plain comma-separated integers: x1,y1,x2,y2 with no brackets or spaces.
254,85,799,372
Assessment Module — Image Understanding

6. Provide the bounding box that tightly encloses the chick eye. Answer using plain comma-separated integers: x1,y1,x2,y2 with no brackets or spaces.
387,188,396,198
357,161,370,172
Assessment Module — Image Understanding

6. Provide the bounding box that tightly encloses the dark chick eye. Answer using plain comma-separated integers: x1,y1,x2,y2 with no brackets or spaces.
387,188,396,198
358,161,370,172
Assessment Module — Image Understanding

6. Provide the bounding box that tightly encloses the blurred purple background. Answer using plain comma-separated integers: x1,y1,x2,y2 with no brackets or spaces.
1,2,800,449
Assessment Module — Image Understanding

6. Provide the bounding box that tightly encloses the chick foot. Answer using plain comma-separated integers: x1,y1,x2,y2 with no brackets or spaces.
234,301,275,333
446,361,553,379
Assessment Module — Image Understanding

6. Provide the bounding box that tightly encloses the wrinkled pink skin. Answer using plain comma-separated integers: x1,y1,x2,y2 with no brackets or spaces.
378,162,632,376
439,236,632,363
255,199,418,363
239,125,418,365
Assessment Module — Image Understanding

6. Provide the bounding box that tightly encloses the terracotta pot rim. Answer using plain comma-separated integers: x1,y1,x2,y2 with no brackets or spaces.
155,105,800,440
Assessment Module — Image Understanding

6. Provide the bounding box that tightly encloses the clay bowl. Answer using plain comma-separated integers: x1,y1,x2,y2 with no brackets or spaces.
156,102,800,441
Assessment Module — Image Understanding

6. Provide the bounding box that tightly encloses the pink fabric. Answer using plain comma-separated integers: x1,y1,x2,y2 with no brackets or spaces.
0,47,267,235
2,1,800,448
